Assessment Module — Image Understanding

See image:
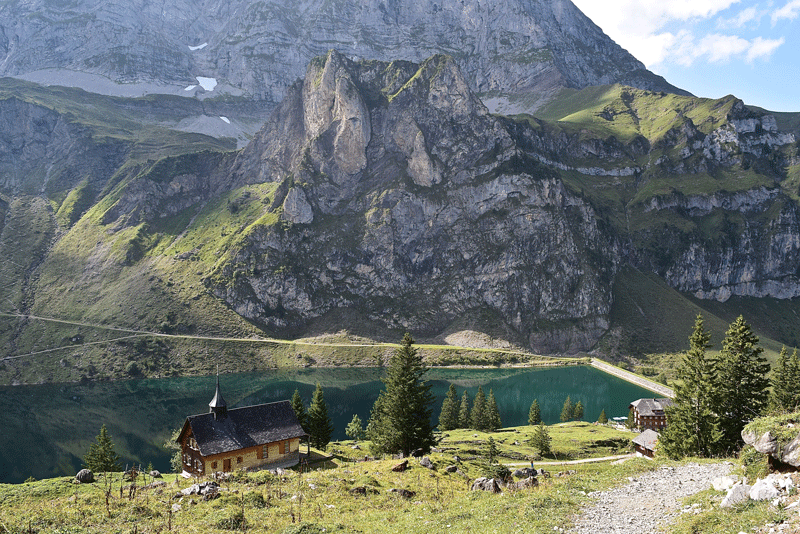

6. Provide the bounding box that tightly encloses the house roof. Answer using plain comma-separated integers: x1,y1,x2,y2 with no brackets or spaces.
180,401,306,457
632,429,660,451
629,398,673,416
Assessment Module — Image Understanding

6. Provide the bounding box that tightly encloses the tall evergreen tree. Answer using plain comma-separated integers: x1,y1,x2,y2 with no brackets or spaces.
83,424,122,473
529,422,551,455
528,399,541,425
714,315,770,454
458,390,471,429
345,414,366,441
560,396,574,422
487,389,502,431
573,400,584,421
290,388,308,431
366,333,436,456
438,384,460,431
597,409,608,424
660,314,720,459
771,347,800,412
471,386,488,430
307,383,334,451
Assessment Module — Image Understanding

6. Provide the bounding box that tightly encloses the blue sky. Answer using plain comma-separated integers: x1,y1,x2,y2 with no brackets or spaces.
571,0,799,112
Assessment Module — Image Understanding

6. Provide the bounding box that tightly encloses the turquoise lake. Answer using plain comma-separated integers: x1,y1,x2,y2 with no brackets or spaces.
0,365,654,483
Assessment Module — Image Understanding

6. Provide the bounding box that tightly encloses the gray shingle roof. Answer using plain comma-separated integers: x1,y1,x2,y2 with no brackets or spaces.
629,398,673,416
632,429,660,450
183,401,306,457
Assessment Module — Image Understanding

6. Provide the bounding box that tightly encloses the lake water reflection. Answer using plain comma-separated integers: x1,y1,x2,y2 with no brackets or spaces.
0,365,653,483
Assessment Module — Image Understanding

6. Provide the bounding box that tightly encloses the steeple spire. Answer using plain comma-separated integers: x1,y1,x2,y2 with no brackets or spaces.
209,367,227,421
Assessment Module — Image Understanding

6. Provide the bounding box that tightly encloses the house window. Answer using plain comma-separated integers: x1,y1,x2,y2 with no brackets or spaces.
237,456,243,464
262,445,269,458
212,461,218,470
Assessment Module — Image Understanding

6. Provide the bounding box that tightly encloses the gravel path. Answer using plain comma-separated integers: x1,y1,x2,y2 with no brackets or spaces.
568,462,732,534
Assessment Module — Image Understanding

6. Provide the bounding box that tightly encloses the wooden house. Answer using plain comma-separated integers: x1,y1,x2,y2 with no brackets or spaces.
629,398,673,431
632,429,660,458
177,377,306,476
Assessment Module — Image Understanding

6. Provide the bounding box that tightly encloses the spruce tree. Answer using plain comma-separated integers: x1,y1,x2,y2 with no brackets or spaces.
290,388,308,431
597,409,608,424
438,384,460,431
307,383,334,451
83,424,122,473
714,315,770,454
487,389,502,431
528,399,541,425
660,314,720,459
458,390,471,429
366,333,435,456
471,386,488,430
560,396,574,422
529,422,551,456
771,347,800,412
573,400,584,421
345,414,366,441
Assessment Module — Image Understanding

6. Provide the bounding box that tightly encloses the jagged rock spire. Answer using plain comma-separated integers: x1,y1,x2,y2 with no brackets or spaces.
209,367,227,421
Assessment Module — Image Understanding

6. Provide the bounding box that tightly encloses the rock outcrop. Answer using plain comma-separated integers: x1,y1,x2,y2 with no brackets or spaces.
742,415,800,468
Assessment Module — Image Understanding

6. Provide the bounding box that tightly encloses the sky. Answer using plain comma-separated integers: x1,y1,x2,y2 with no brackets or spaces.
570,0,799,112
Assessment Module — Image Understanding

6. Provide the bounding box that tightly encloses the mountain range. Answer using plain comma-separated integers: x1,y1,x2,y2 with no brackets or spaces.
1,0,799,385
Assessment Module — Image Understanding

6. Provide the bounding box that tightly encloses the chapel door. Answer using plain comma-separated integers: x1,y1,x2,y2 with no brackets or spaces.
223,458,231,472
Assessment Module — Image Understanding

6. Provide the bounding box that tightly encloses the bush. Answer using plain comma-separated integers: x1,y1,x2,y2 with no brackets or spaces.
740,445,769,483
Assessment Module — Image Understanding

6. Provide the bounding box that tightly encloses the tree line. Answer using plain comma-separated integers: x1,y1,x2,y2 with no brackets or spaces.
437,384,502,432
661,314,800,459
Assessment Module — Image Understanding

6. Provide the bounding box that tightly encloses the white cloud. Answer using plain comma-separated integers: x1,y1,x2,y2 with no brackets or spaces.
717,6,760,28
745,36,785,61
771,0,800,24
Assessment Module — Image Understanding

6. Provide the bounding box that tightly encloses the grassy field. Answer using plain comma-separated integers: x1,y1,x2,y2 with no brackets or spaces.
0,421,786,534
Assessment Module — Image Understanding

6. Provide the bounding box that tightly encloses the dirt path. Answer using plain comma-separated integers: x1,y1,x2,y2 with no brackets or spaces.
568,462,731,534
507,453,635,467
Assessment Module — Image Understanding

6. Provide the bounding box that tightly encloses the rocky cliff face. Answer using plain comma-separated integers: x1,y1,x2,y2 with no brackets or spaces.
213,51,619,352
0,0,685,113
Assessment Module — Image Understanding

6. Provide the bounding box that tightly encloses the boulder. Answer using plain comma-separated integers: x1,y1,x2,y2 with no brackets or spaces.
749,478,780,501
444,465,458,473
149,470,162,478
388,488,416,499
419,457,434,470
75,469,94,484
507,477,538,491
721,483,751,508
512,468,538,479
392,460,409,472
471,477,502,493
711,475,738,492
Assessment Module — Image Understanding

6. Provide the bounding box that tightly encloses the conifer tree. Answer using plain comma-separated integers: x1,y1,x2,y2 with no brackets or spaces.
366,333,435,456
660,314,720,459
771,347,800,412
307,383,334,451
83,424,122,473
597,409,608,424
573,400,584,421
560,396,574,422
438,384,460,431
529,422,551,456
487,389,502,431
528,399,541,425
458,390,471,429
345,414,366,441
714,315,770,454
485,436,500,465
290,388,307,431
471,386,488,430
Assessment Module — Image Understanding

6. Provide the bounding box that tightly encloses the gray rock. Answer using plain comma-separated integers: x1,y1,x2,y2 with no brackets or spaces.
444,465,458,473
149,470,162,479
471,477,502,493
749,479,780,501
711,475,738,492
282,187,314,224
507,476,539,491
75,469,94,483
419,457,434,470
512,468,538,479
721,484,752,508
388,488,416,499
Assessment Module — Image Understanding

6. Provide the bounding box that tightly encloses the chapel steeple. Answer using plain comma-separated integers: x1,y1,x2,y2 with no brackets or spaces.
209,370,228,421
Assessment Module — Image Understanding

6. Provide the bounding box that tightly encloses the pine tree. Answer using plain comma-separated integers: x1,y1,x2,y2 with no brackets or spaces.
487,389,502,431
471,386,488,430
573,400,584,421
438,384,460,431
290,388,307,431
597,409,608,424
83,424,122,473
714,315,770,454
307,383,334,451
771,347,800,412
529,422,551,455
366,333,435,456
528,399,541,425
485,436,500,465
345,414,366,441
660,314,720,459
458,390,471,429
560,396,574,422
